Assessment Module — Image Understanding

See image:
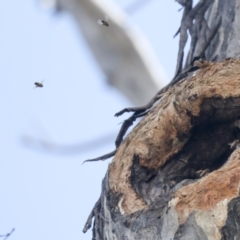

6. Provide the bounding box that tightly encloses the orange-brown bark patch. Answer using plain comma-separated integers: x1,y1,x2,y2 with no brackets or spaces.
174,148,240,223
109,59,240,215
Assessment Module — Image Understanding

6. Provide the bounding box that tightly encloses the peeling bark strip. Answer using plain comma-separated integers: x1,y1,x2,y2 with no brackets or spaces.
175,0,240,76
86,59,240,240
174,0,218,76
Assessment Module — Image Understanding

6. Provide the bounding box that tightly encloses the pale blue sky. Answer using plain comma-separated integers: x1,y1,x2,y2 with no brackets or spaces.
0,1,183,239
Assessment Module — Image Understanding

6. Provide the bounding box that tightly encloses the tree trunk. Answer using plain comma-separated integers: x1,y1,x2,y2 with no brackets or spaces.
83,1,240,239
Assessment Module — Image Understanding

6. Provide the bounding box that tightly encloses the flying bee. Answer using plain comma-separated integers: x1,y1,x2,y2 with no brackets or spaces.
34,80,44,88
97,15,109,27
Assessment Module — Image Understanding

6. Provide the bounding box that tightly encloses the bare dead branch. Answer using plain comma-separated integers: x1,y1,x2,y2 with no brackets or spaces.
0,228,15,240
115,111,149,147
22,132,116,155
82,150,117,164
114,94,162,117
173,27,181,38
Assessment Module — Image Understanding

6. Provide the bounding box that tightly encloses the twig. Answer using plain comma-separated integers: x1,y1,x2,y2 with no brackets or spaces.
115,111,149,147
22,132,116,155
114,63,196,119
114,93,162,117
82,197,101,233
0,228,15,240
173,27,181,38
82,150,117,164
82,109,149,164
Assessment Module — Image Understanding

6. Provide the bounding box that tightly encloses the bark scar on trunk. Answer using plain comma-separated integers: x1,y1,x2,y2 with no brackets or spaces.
169,147,240,239
109,59,240,215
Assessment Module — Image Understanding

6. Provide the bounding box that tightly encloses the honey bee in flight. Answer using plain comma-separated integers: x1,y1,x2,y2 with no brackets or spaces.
34,80,44,88
98,15,109,27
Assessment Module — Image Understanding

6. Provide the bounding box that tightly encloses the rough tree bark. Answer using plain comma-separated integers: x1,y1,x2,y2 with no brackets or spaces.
83,0,240,239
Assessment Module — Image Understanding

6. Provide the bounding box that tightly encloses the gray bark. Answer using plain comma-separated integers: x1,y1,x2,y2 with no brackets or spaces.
84,0,240,239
